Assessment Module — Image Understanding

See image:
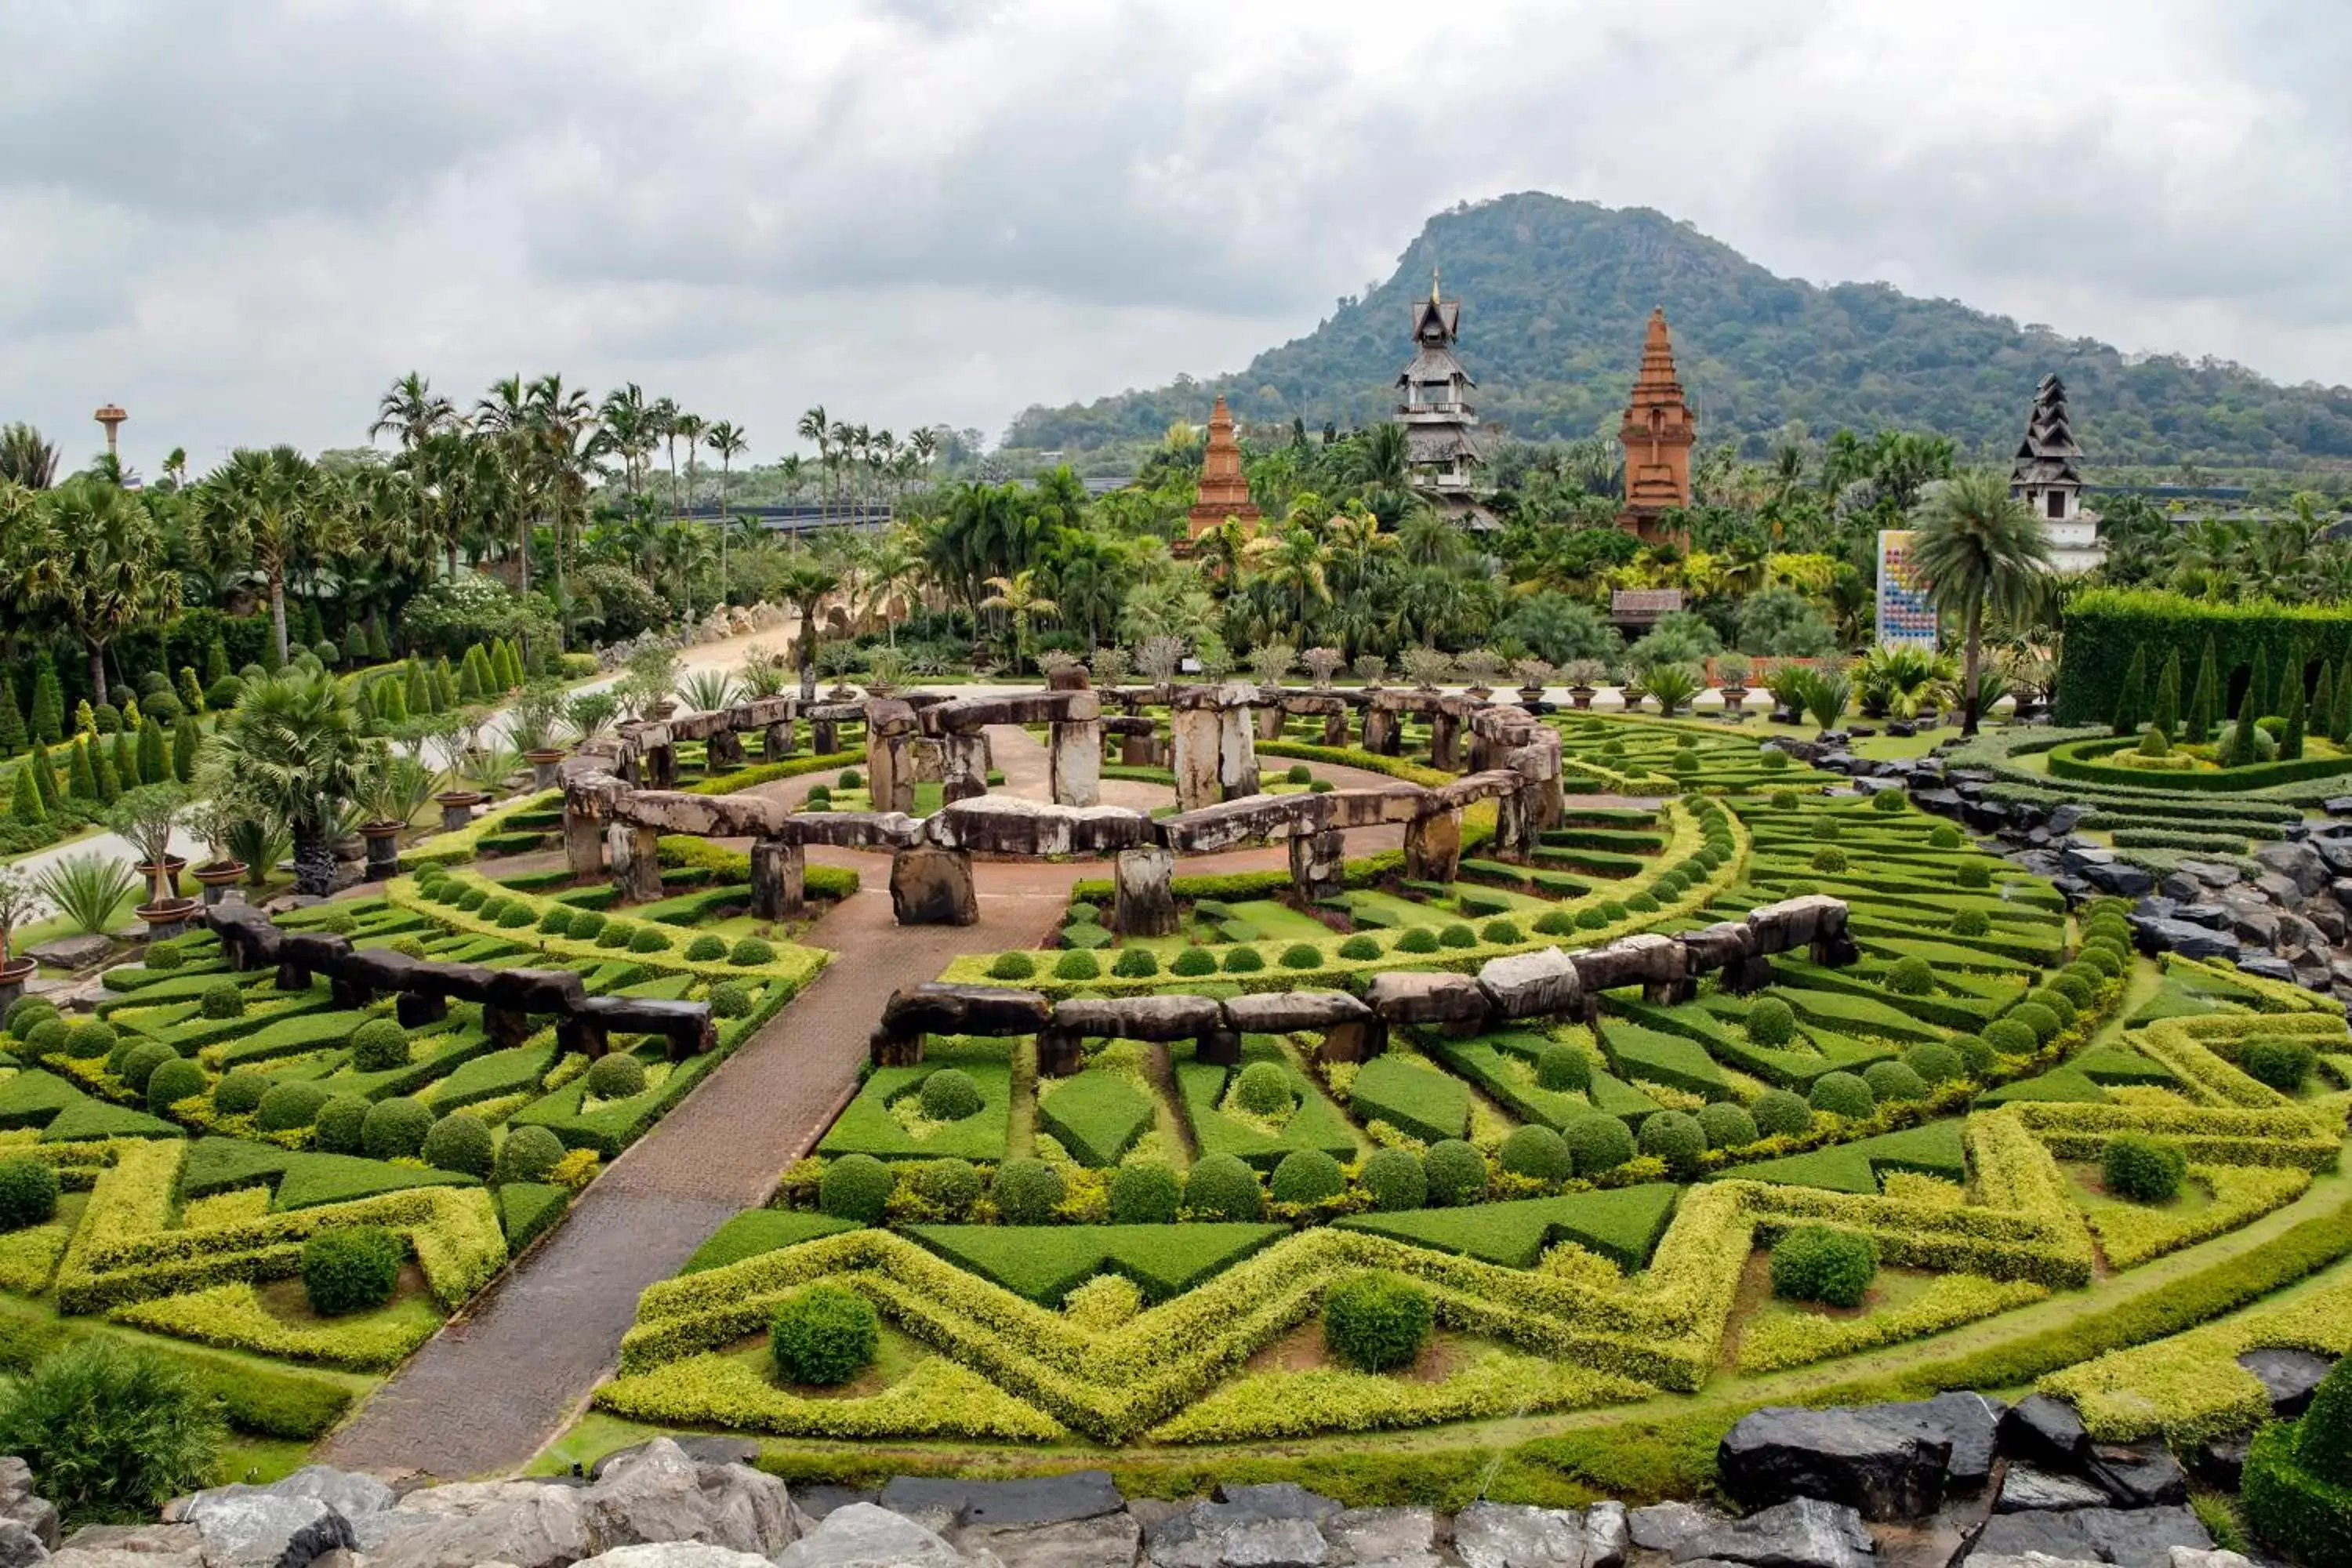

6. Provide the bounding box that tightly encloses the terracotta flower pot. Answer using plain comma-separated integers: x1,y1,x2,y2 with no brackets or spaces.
192,859,247,906
136,897,201,940
1568,686,1596,711
0,956,33,1014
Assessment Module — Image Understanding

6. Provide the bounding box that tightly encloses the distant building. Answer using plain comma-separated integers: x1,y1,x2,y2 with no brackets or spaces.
2010,373,2105,572
1396,273,1494,528
1617,307,1697,544
1185,394,1262,541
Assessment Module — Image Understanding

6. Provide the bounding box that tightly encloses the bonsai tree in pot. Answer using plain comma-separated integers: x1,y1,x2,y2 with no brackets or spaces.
1247,641,1298,691
1351,654,1388,690
106,782,198,931
564,691,619,743
1640,662,1702,718
0,866,37,997
184,799,249,896
1562,659,1608,710
509,681,571,785
1400,646,1452,692
1512,658,1555,705
350,749,434,881
1715,654,1753,717
195,667,369,898
1454,648,1505,699
1301,648,1345,689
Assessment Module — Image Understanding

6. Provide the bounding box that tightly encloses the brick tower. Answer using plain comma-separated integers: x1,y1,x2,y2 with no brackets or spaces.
1185,394,1261,541
1617,307,1696,543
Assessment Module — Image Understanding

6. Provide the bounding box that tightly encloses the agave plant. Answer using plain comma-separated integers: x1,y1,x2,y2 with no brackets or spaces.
353,750,437,829
1791,665,1856,733
1639,662,1702,717
0,868,38,972
507,682,569,754
564,691,619,742
677,667,739,714
223,815,292,888
459,742,522,797
104,784,190,906
31,854,140,938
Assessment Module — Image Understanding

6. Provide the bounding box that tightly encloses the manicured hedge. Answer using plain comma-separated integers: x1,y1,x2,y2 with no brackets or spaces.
2057,589,2352,728
2046,735,2352,793
1345,1057,1470,1145
907,1223,1287,1304
1336,1184,1681,1271
1036,1072,1156,1168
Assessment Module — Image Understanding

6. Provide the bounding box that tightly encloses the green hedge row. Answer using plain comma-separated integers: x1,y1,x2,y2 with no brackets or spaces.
0,1295,354,1439
2057,589,2352,727
2046,736,2352,793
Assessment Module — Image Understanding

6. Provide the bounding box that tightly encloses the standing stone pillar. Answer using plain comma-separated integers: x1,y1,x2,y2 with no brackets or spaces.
1403,810,1463,884
1049,720,1102,808
608,822,663,903
1112,845,1178,937
646,746,677,789
1120,728,1156,767
1429,711,1463,772
1217,702,1260,801
1287,825,1345,904
1362,705,1398,755
889,845,978,925
811,717,838,755
764,719,797,760
706,730,745,773
939,733,989,804
1036,1025,1086,1078
564,808,605,880
1494,786,1536,863
1171,706,1224,815
750,837,806,920
1323,710,1349,746
1255,703,1285,742
866,702,919,815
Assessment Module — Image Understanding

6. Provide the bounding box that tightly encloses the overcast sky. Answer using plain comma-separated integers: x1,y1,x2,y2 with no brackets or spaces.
3,0,2346,480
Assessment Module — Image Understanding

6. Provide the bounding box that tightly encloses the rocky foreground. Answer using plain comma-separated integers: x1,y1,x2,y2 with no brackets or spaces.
0,1381,2313,1568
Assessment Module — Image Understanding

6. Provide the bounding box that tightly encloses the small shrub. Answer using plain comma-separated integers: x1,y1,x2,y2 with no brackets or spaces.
1929,822,1965,848
314,1094,371,1154
1438,923,1478,949
1562,1114,1635,1176
1698,1102,1759,1149
1535,1043,1591,1092
2029,987,2078,1027
918,1068,983,1122
535,906,573,936
1108,1163,1181,1224
1747,998,1795,1047
1871,788,1907,813
628,926,670,954
1276,942,1321,971
1481,918,1524,944
992,1158,1066,1225
4,997,59,1037
1951,909,1991,937
1360,1147,1427,1211
1285,763,1312,784
1334,934,1381,960
2010,1001,2062,1044
837,768,862,789
1424,1139,1487,1206
143,941,184,972
1957,864,1992,889
595,920,635,949
818,1153,895,1223
349,1019,409,1073
198,982,245,1021
423,1112,494,1177
1770,1224,1878,1308
1811,846,1848,873
114,1041,173,1094
1221,946,1264,974
1751,1088,1814,1138
2242,1038,2318,1093
1271,1149,1345,1205
0,1160,60,1230
1984,1018,2037,1057
1639,1109,1707,1176
1950,1033,1996,1075
2049,971,2096,1009
568,910,607,940
728,937,775,967
1886,956,1935,996
495,1124,567,1185
1864,1060,1929,1102
909,1158,983,1219
587,1053,648,1100
1322,1270,1432,1372
1396,927,1439,953
1054,949,1101,981
302,1225,404,1316
1171,947,1218,977
770,1284,878,1386
144,1058,206,1112
256,1081,331,1131
1533,909,1575,936
1499,1124,1573,1183
212,1069,271,1116
1112,947,1160,978
361,1097,433,1160
1904,1042,1964,1083
0,1340,220,1523
1809,1071,1876,1120
708,980,753,1018
1183,1153,1263,1221
2104,1133,2187,1203
684,934,728,962
988,951,1038,980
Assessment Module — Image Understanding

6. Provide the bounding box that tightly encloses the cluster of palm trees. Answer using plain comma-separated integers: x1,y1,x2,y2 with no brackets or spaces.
790,408,938,522
2096,492,2352,604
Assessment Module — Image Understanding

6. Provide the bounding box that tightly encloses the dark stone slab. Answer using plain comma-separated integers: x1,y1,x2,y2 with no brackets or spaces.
2082,1443,2187,1508
1719,1405,1951,1519
1863,1393,2005,1493
1995,1467,2109,1512
2188,1436,2249,1490
2237,1348,2335,1417
2000,1396,2089,1468
1207,1482,1340,1523
793,1486,878,1521
878,1470,1123,1528
1668,1497,1875,1568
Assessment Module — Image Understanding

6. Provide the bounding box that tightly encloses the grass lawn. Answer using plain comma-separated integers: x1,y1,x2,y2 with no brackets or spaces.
1224,900,1335,942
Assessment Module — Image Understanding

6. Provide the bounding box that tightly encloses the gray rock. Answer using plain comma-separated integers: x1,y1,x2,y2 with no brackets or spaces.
1719,1405,1951,1519
793,1489,878,1523
2255,842,2328,896
589,1439,760,1480
1668,1498,1875,1568
956,1512,1140,1568
1206,1484,1336,1525
2176,861,2241,889
42,1525,205,1568
890,1472,1127,1531
351,1479,594,1568
2236,956,2296,984
2168,904,2232,931
0,1518,44,1568
2187,1437,2249,1491
586,1439,801,1555
2126,919,2238,964
1864,1395,2005,1492
180,1494,354,1568
1142,1500,1323,1567
2082,1446,2186,1509
1451,1503,1593,1568
1996,1470,2110,1513
775,1503,989,1568
570,1547,775,1568
2223,902,2280,947
1966,1555,2105,1568
1630,1503,1731,1555
2235,1348,2334,1417
25,935,113,970
1972,1507,2210,1568
2165,1550,2258,1568
1585,1501,1629,1568
1320,1507,1437,1567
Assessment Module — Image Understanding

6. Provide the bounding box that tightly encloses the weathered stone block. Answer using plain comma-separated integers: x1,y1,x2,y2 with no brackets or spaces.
888,845,977,926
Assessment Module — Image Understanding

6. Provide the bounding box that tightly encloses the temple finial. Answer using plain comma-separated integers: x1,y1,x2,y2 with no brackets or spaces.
1432,266,1442,304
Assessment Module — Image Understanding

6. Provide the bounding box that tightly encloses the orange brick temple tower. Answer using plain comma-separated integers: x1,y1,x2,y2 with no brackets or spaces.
1617,306,1696,543
1185,394,1261,541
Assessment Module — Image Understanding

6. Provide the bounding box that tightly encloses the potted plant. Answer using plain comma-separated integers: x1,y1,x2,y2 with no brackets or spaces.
0,867,36,1009
185,800,250,902
1088,644,1132,690
1563,659,1606,711
417,713,483,830
1512,658,1555,706
737,643,791,699
510,682,571,786
1351,654,1387,691
622,644,681,720
1640,662,1702,719
1454,648,1504,700
565,690,619,743
1400,646,1452,693
1766,662,1811,725
352,750,435,881
1301,647,1344,690
107,784,201,938
1715,654,1753,719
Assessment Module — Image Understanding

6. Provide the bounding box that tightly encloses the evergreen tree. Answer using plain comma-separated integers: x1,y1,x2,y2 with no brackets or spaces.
171,717,198,784
2336,662,2352,745
203,639,230,687
435,657,457,712
2281,667,2309,760
9,763,40,825
404,656,429,717
2184,637,2218,746
459,644,490,701
2317,662,2338,750
71,700,95,738
2111,645,2148,736
2278,640,2306,720
2243,646,2270,728
491,639,517,692
93,742,120,804
260,636,283,673
67,739,98,803
0,677,24,757
30,661,63,746
112,728,139,789
376,672,408,724
136,717,167,784
27,741,57,811
176,666,204,714
2150,648,2181,738
343,621,368,666
366,619,390,662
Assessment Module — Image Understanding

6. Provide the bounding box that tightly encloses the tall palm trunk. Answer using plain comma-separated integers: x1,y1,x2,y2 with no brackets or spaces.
88,644,107,710
1962,601,1984,739
292,814,337,898
270,569,289,664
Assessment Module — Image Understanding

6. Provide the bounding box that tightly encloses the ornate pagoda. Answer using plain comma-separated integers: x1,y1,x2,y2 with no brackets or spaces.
1183,394,1261,542
1617,307,1697,543
1396,271,1494,528
2010,373,2103,572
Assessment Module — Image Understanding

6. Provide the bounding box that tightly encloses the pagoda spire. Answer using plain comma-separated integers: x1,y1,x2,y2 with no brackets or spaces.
1617,306,1697,542
1185,394,1261,542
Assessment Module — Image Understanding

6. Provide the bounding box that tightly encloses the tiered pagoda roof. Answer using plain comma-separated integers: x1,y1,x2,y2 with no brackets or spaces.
1184,395,1261,541
1394,272,1489,514
1617,306,1697,540
2011,372,2084,489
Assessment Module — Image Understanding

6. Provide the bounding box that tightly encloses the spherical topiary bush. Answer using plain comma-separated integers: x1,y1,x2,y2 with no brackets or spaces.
1904,1043,1963,1084
993,1157,1066,1225
1864,1060,1929,1103
2,997,56,1038
910,1158,983,1219
1816,818,1843,842
918,1068,983,1122
2028,987,2078,1028
1639,1110,1708,1177
495,1124,567,1185
1481,919,1524,946
212,1070,271,1116
1171,946,1218,977
1285,763,1312,785
1110,947,1160,979
1279,943,1323,971
115,1041,173,1094
1108,1162,1181,1225
2049,971,2095,1010
1751,1088,1814,1138
818,1153,896,1223
628,926,670,954
2009,1002,2062,1044
496,905,535,930
1232,1061,1294,1118
1563,1114,1635,1176
2103,1133,2187,1203
0,1160,60,1230
1424,1139,1488,1207
2242,1037,2318,1093
1747,998,1795,1047
1871,788,1907,813
1182,1153,1262,1221
1360,1147,1427,1211
708,981,753,1018
1886,956,1935,996
1221,946,1263,974
1499,1124,1573,1183
2077,945,2124,979
1322,1270,1433,1373
1064,902,1102,927
143,941,184,971
1951,909,1990,938
1957,864,1991,889
198,982,245,1021
312,1094,370,1155
145,1058,206,1113
1396,927,1439,954
1573,907,1610,931
684,934,728,962
1809,846,1848,874
1809,1071,1876,1120
1533,909,1576,937
595,920,636,949
361,1097,434,1160
252,1080,329,1132
1929,822,1965,849
423,1112,495,1177
1535,1043,1591,1093
988,951,1038,980
1271,1149,1345,1205
1338,934,1382,960
349,1019,409,1073
20,1021,64,1062
1984,1018,2037,1058
301,1225,404,1316
1770,1224,1878,1308
728,937,775,967
587,1053,648,1101
568,910,607,941
536,906,573,937
770,1283,878,1386
837,768,863,789
1699,1102,1759,1150
1949,1034,1996,1076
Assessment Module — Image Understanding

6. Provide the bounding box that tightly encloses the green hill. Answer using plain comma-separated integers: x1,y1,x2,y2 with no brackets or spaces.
1004,192,2352,469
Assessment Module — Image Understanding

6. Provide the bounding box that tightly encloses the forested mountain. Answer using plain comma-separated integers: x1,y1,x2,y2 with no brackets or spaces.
1005,192,2352,470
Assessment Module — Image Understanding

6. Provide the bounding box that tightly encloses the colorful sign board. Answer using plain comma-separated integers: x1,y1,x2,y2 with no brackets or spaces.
1876,529,1939,649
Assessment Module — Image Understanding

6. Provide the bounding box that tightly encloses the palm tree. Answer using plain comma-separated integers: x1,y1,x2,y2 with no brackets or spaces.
652,396,681,516
197,446,338,665
862,530,924,647
40,476,180,702
1248,524,1333,629
0,479,59,659
777,557,844,699
672,412,707,514
1908,469,2053,736
0,426,59,490
369,373,456,452
595,383,657,495
797,407,831,525
198,668,372,897
705,419,750,599
526,374,598,650
980,569,1058,673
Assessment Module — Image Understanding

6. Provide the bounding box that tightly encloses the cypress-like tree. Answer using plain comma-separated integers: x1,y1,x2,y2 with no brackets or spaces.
27,741,57,811
2150,648,2181,738
0,677,24,757
2111,646,2148,736
30,661,64,746
343,621,368,665
366,619,390,662
171,716,198,784
67,739,99,803
9,762,40,825
112,728,140,789
2317,662,2338,750
376,672,408,724
71,700,95,738
403,656,429,716
495,638,521,691
93,742,120,804
2184,637,2218,746
176,666,205,714
2243,646,2271,727
136,717,167,784
2281,666,2309,760
457,645,485,702
203,639,230,687
2278,640,2307,721
2335,662,2352,745
434,656,457,712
